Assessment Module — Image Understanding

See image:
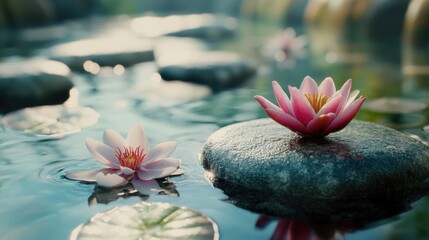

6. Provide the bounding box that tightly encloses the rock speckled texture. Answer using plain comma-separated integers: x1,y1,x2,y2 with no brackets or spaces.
202,119,429,218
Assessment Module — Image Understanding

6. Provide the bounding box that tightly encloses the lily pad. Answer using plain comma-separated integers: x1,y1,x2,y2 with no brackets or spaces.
70,202,219,240
1,105,99,137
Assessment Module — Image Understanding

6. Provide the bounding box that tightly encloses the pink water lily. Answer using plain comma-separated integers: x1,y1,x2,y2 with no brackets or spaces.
65,124,183,194
265,28,307,63
255,76,366,137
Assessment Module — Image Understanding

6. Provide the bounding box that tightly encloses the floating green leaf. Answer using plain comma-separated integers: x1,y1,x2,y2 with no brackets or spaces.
70,202,219,240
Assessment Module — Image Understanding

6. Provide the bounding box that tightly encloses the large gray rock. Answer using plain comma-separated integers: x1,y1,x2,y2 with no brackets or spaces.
0,58,73,113
202,118,429,219
157,51,256,91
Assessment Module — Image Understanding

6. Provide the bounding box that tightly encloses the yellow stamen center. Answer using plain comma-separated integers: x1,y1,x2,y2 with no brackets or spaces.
115,146,146,170
304,93,329,113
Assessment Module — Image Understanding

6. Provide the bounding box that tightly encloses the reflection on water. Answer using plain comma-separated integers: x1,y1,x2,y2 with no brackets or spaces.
256,215,355,240
87,178,178,206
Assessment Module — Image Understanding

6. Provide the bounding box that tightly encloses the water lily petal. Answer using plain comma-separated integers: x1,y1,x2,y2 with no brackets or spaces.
318,77,336,97
299,76,318,95
131,178,161,195
169,168,185,176
126,124,149,153
344,90,360,108
86,138,120,168
96,172,128,188
255,216,272,229
291,35,307,50
265,108,308,134
254,95,282,111
307,113,336,135
143,141,177,165
65,168,116,182
138,158,181,180
335,79,352,115
317,94,341,115
272,220,291,240
289,86,316,125
324,97,366,134
103,129,126,151
288,221,314,240
120,166,135,175
272,81,293,115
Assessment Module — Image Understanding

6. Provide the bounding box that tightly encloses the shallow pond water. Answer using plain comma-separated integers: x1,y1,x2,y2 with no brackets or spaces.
1,14,429,240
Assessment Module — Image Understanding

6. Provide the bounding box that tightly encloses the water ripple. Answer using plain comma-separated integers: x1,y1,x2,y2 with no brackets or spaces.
38,159,93,185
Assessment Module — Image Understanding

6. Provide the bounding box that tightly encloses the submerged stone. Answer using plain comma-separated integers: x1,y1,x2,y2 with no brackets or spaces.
202,119,429,218
0,58,73,113
49,37,154,72
157,51,256,91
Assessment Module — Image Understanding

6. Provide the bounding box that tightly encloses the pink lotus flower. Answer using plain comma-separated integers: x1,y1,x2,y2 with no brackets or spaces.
65,124,183,194
255,76,366,137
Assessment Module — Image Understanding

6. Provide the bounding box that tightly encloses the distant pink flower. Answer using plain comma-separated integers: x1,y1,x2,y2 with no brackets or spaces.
255,76,366,137
66,124,183,194
265,28,307,63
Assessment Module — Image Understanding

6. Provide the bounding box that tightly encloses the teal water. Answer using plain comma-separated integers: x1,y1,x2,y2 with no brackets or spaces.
0,16,429,240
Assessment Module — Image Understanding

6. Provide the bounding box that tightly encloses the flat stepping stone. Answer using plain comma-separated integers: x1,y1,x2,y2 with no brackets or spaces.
0,58,73,113
202,118,429,218
131,13,237,39
157,51,256,91
49,37,154,72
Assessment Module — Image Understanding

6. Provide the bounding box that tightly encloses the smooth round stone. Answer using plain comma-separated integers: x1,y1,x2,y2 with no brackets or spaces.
157,51,256,91
49,37,154,72
202,119,429,217
0,58,73,113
